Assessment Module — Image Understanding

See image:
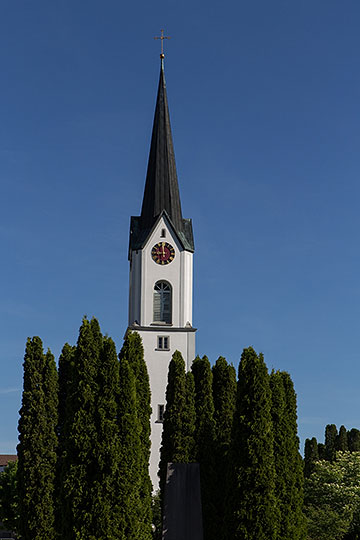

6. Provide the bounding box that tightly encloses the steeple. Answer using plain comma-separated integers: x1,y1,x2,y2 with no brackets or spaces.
129,59,194,255
140,59,183,232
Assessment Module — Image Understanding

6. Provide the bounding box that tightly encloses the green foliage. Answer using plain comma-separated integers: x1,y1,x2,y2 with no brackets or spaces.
58,317,127,540
151,491,162,540
304,452,360,540
227,347,278,540
336,426,348,452
17,337,58,540
212,356,236,539
57,317,101,539
212,356,236,454
0,460,19,532
159,351,189,497
117,351,143,539
304,438,319,477
119,331,152,540
192,355,217,540
270,370,306,540
183,371,196,463
325,424,338,462
348,429,360,452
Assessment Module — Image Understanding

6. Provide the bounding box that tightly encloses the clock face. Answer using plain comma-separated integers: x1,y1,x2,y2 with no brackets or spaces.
151,242,175,265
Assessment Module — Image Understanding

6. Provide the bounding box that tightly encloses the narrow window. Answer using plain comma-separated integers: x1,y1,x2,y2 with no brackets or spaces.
157,336,170,350
158,404,165,423
160,228,166,238
153,281,172,324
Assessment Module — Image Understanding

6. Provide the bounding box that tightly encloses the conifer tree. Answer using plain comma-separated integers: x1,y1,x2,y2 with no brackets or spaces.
270,371,306,540
227,347,278,540
212,356,236,456
304,438,319,477
119,331,152,539
191,355,217,540
317,442,326,460
159,351,188,496
58,317,102,539
336,425,348,452
57,343,76,438
183,371,196,463
90,335,122,538
17,337,58,540
325,424,338,461
348,428,360,452
117,352,143,540
212,356,236,536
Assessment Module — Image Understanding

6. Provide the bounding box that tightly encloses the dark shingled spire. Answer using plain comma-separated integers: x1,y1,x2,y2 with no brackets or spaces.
141,60,183,231
129,60,194,255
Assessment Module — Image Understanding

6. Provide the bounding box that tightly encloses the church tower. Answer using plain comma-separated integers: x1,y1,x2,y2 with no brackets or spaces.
128,56,196,488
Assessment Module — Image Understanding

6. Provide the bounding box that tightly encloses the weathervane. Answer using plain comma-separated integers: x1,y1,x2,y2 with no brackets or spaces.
154,29,170,59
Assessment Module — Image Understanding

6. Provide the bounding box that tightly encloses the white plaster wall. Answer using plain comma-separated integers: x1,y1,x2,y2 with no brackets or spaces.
138,329,195,490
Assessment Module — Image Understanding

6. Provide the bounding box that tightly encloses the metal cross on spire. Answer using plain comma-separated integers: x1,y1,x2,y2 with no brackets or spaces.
154,29,171,59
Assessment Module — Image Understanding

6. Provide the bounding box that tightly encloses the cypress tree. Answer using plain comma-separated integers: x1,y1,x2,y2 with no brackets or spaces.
57,343,76,438
90,335,122,538
117,352,142,540
212,356,236,537
304,438,319,477
227,347,278,540
58,317,102,539
183,371,196,463
119,331,152,539
270,371,306,540
158,350,188,497
336,425,348,452
325,424,338,461
191,355,217,540
348,428,360,452
17,337,58,540
317,442,326,460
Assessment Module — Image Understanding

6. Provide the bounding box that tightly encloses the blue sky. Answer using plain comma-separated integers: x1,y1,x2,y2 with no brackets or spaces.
1,0,360,454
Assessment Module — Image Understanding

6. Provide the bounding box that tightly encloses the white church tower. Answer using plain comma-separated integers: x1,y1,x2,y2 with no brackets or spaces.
127,56,196,489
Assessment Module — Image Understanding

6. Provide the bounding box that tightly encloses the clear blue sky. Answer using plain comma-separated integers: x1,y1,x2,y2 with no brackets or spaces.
1,0,360,454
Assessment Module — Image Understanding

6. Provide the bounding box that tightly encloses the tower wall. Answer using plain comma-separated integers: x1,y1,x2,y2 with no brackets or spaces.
128,216,195,489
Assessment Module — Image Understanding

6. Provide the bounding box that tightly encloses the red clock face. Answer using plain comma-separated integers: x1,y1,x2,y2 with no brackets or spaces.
151,242,175,265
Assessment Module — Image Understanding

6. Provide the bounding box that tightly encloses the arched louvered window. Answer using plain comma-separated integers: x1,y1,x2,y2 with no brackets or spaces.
153,281,172,324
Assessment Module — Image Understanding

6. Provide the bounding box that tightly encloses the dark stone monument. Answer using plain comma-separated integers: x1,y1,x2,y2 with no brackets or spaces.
162,463,203,540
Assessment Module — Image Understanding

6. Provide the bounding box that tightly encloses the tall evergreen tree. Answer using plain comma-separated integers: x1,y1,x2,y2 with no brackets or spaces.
17,337,58,540
57,343,76,438
58,317,102,539
336,425,348,452
117,352,143,540
270,370,306,540
227,348,278,540
90,335,122,538
191,355,217,540
159,350,188,497
304,437,319,477
183,371,196,463
212,356,236,538
119,331,152,539
348,428,360,452
325,424,338,461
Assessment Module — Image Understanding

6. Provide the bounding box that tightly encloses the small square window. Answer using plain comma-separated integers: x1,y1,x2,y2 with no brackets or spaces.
160,228,166,238
158,404,165,423
157,336,170,350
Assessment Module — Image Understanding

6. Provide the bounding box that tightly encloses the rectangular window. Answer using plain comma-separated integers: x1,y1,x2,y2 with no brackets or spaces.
160,228,166,238
158,404,165,423
157,336,170,350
